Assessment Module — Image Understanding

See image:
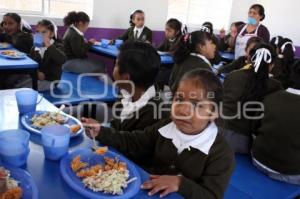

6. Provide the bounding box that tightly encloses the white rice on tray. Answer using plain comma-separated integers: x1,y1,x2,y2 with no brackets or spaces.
0,167,19,189
82,169,130,195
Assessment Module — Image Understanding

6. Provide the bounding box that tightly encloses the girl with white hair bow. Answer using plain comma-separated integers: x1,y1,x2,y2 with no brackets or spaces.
222,42,283,154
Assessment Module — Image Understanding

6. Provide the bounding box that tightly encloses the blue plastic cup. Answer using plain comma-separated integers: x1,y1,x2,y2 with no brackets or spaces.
41,125,70,161
33,33,44,47
101,39,110,48
0,129,30,167
15,89,42,115
115,39,124,49
0,147,30,167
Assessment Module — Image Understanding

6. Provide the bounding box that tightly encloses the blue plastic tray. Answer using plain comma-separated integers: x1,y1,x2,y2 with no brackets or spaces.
0,50,26,59
0,162,38,199
0,43,12,49
21,111,83,138
60,148,141,199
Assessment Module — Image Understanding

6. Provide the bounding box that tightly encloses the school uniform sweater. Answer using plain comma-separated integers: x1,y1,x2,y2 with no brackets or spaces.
0,31,33,54
63,27,92,59
169,55,212,91
118,26,152,43
217,56,247,74
96,118,235,199
252,90,300,175
157,36,181,53
30,40,66,81
222,69,283,137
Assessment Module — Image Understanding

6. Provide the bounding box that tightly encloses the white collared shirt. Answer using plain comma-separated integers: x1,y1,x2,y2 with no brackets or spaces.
119,85,156,122
133,26,145,39
158,122,218,155
190,53,211,66
286,88,300,95
70,24,84,36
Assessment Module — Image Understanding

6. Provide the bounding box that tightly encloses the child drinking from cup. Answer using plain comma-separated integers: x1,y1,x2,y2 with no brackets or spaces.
15,20,66,91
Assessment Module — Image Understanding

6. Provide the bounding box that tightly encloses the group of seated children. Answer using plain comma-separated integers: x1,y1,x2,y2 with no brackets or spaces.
0,4,300,198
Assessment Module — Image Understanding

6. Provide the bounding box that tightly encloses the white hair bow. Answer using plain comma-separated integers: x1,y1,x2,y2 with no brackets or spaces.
281,41,296,53
251,48,272,73
49,20,58,39
274,36,280,45
200,26,211,34
20,18,31,31
181,23,188,35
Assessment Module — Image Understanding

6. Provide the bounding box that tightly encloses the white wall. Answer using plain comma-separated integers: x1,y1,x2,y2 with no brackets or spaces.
257,0,300,45
0,0,168,31
90,0,168,30
229,0,300,45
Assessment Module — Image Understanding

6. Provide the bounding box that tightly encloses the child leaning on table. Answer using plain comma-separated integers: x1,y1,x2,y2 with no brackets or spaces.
83,69,235,199
0,13,33,54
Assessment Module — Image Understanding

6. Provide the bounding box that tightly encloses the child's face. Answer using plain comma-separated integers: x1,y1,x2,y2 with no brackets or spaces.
36,25,54,39
165,25,177,40
133,13,145,28
77,21,89,33
230,25,237,38
2,16,20,35
198,40,216,59
171,80,217,135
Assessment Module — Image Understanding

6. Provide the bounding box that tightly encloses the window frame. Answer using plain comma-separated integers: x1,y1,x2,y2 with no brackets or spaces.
0,0,93,19
167,0,233,31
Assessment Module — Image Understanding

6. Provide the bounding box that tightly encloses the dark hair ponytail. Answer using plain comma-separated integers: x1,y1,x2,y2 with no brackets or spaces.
63,11,90,26
250,4,265,21
241,42,275,102
278,38,295,75
129,14,134,27
4,13,31,33
166,18,183,36
174,31,212,64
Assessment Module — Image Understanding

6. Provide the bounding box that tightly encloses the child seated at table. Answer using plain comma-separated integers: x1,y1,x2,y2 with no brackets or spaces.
217,36,263,74
155,18,185,87
83,69,235,199
14,20,66,91
62,11,105,74
252,61,300,185
82,41,164,132
0,13,33,54
113,10,152,43
222,42,283,154
157,18,185,53
169,31,215,91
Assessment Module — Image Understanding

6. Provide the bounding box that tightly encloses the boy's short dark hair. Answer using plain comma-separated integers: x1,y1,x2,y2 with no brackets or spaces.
117,41,160,89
